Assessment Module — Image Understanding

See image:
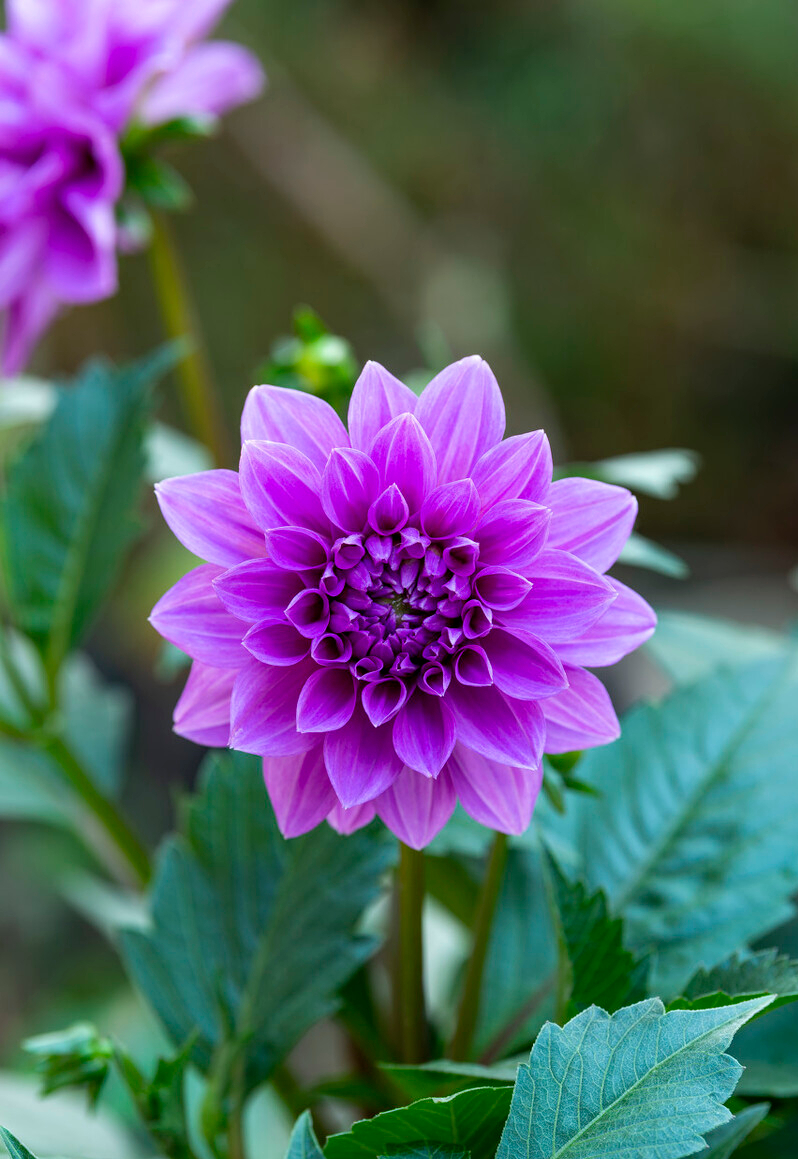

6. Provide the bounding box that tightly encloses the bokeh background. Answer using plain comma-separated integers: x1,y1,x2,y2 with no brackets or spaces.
3,0,798,1148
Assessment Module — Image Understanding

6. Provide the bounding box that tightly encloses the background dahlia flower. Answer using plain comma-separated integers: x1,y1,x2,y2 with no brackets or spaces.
0,0,264,373
152,357,656,848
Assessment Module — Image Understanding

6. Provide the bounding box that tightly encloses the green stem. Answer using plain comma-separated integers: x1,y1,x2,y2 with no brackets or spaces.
42,734,151,889
448,831,509,1061
395,843,427,1063
148,212,230,465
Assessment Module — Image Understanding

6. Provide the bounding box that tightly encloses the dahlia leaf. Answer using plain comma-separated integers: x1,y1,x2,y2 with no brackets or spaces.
732,1000,798,1097
674,949,798,1013
120,749,395,1091
556,448,700,500
381,1147,471,1159
496,996,772,1159
0,1130,37,1159
2,350,175,671
617,531,689,578
285,1111,324,1159
543,851,649,1021
646,610,785,685
381,1058,517,1101
701,1103,769,1159
323,1086,511,1159
546,655,798,995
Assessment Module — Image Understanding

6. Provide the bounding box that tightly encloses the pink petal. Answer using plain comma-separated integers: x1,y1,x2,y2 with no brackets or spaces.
547,478,637,573
393,692,456,777
556,579,657,668
243,620,309,666
376,766,456,849
453,645,493,687
362,677,408,726
263,748,334,839
323,702,402,808
446,683,540,768
322,447,380,533
140,42,265,125
368,484,410,535
472,567,532,612
229,658,317,756
213,560,303,623
327,800,377,836
542,667,620,754
155,470,265,567
471,430,553,510
239,441,328,534
482,629,567,700
173,661,235,747
415,356,505,483
420,479,480,540
448,746,542,836
150,564,245,668
296,668,357,733
263,526,329,571
369,413,437,514
475,499,551,572
240,384,348,472
347,361,417,451
498,549,617,643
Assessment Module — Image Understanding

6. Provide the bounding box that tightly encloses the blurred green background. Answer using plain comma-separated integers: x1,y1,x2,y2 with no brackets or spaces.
4,0,798,1146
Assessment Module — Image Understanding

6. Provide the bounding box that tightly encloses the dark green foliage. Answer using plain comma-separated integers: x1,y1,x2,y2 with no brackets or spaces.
2,351,175,670
121,750,395,1092
23,1023,112,1107
543,852,649,1021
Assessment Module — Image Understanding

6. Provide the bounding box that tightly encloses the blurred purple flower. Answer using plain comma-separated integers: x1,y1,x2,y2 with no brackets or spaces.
0,0,264,373
152,357,656,848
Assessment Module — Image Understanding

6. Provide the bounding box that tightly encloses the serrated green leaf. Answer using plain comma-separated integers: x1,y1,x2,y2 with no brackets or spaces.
547,656,798,995
646,611,785,685
381,1059,518,1101
678,949,798,1012
324,1086,511,1159
121,750,395,1091
285,1112,324,1159
702,1103,769,1159
381,1147,470,1159
0,1130,37,1159
2,351,174,669
544,852,649,1020
496,996,772,1159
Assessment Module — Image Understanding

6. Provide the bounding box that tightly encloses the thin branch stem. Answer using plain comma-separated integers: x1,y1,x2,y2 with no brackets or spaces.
42,733,151,889
448,831,509,1061
148,212,230,465
395,843,427,1063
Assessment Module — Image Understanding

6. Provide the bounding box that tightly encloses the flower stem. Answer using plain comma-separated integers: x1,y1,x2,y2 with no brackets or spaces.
448,831,509,1061
395,843,427,1063
148,211,230,465
42,734,151,889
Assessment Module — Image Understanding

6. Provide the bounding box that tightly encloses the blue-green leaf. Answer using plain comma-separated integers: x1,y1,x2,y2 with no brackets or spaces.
496,996,772,1159
702,1103,769,1158
646,611,785,684
286,1112,324,1159
548,656,798,995
121,750,395,1091
0,1130,36,1159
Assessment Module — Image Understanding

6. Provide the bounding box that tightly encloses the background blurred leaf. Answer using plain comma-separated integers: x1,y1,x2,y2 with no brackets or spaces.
0,1073,143,1159
557,448,700,499
2,351,174,672
144,422,213,483
646,611,786,684
617,532,689,578
733,1001,798,1097
496,997,771,1159
283,1112,324,1159
547,655,798,996
121,750,395,1091
324,1086,511,1159
381,1058,518,1102
702,1103,769,1159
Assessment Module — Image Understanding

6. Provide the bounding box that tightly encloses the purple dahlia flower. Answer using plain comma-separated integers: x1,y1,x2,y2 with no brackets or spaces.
151,357,656,848
0,0,264,373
